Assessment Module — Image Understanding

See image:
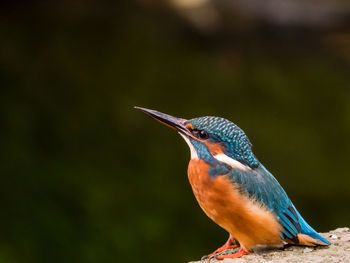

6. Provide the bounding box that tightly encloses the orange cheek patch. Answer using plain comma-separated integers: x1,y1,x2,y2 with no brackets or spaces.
205,141,225,155
185,123,194,130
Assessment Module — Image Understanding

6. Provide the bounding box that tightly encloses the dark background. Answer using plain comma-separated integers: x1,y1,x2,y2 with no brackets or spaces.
1,1,350,263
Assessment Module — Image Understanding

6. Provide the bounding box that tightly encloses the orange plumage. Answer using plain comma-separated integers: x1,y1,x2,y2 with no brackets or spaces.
188,159,283,250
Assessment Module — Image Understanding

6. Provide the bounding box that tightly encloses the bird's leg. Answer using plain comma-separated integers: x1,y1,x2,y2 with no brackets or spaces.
202,235,239,259
215,248,250,260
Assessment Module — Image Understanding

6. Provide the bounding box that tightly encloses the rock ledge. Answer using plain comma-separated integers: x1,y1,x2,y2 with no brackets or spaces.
190,228,350,263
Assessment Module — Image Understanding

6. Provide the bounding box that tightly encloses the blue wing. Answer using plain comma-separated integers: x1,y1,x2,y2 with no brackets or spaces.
224,163,330,245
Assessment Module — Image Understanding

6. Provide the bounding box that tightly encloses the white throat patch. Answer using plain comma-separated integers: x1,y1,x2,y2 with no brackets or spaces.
213,154,250,171
179,133,198,159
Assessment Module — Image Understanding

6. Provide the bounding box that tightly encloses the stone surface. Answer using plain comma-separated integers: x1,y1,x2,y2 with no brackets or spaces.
190,228,350,263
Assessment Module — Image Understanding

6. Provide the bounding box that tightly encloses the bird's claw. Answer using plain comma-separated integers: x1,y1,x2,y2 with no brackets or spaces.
200,254,221,261
200,253,225,261
215,248,250,260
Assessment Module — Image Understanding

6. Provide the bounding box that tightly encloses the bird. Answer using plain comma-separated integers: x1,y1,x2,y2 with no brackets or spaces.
135,106,330,260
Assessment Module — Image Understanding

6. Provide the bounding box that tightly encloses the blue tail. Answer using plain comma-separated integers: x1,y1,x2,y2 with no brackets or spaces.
296,209,331,245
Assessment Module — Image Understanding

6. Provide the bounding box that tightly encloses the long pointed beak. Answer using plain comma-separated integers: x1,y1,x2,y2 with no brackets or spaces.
135,106,192,137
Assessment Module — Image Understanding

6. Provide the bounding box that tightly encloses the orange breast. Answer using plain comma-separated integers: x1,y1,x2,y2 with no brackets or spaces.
188,159,283,250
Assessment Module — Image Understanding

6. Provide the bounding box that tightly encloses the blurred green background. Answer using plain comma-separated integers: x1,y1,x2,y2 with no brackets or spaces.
1,1,350,263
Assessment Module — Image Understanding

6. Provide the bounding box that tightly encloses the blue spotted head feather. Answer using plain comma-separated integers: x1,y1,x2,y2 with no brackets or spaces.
186,116,259,168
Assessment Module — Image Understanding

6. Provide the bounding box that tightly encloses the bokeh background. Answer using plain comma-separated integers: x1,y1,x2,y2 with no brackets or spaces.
1,0,350,263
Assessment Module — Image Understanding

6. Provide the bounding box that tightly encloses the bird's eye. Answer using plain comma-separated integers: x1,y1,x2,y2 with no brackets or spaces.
190,129,209,140
199,130,209,140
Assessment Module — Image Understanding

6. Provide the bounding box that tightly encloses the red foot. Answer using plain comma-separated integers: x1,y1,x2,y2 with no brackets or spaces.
207,236,239,258
216,248,249,260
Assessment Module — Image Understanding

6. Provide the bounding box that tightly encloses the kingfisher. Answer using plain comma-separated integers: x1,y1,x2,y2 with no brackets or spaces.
135,106,330,260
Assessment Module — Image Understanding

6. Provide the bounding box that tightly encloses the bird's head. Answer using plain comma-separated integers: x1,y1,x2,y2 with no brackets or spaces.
135,107,259,169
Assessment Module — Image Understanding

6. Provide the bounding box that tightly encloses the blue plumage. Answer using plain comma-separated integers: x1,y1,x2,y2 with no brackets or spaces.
188,116,330,246
227,164,330,245
135,106,330,258
189,117,259,168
